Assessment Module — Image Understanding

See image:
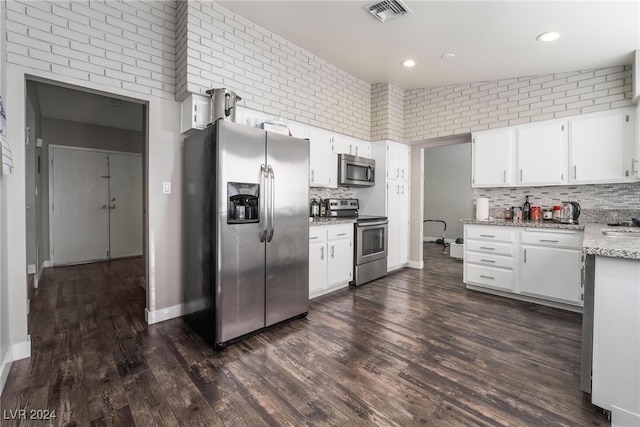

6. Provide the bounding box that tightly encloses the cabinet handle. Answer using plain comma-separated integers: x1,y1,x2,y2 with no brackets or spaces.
632,158,638,175
401,185,405,194
573,165,577,180
396,185,400,194
524,249,526,263
503,170,506,182
311,170,315,182
480,259,496,263
561,173,564,181
336,233,347,236
520,169,523,181
480,275,495,280
539,239,559,243
331,245,335,258
320,246,324,260
396,168,400,178
402,169,405,178
349,144,353,154
479,234,495,238
355,146,359,156
480,246,495,250
310,236,318,240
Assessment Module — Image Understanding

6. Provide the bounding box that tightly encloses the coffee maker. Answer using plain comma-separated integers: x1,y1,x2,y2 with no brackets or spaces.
560,201,581,224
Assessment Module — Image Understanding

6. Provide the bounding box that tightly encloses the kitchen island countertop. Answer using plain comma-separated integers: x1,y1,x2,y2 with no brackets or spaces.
582,223,640,260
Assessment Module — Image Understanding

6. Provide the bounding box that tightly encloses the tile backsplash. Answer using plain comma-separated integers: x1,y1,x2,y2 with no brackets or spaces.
476,182,640,223
310,187,355,201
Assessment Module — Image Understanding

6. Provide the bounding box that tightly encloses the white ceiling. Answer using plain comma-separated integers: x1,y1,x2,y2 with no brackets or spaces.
219,1,640,90
34,82,144,131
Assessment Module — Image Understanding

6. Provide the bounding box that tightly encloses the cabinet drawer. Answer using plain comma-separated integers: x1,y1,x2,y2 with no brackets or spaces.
309,227,326,241
466,240,515,257
465,252,515,269
521,230,582,248
466,227,515,243
466,264,514,291
328,226,353,240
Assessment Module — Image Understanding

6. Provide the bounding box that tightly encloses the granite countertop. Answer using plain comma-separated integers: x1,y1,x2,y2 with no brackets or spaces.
309,217,356,226
582,224,640,260
460,218,584,230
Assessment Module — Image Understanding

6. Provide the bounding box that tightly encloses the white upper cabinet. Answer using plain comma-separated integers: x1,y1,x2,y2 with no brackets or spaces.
387,142,410,181
472,128,515,187
332,134,371,158
307,127,337,188
569,108,634,184
516,120,568,186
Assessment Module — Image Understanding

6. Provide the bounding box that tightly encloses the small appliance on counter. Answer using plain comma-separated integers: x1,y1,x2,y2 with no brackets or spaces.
206,88,242,122
560,201,581,224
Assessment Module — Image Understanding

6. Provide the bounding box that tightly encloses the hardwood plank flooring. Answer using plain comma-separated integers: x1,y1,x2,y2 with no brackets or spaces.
1,247,609,426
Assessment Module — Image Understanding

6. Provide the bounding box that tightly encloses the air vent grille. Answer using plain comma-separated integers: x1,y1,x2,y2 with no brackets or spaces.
364,0,412,22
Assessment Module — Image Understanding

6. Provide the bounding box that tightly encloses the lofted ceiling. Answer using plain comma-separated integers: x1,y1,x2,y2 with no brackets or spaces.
219,1,640,90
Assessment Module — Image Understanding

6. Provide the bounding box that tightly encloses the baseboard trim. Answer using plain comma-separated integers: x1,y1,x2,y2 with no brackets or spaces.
27,264,36,275
146,304,184,325
0,337,31,395
408,260,424,269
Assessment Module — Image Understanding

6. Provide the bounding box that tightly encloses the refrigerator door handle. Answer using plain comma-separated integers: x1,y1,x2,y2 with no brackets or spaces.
267,165,275,242
260,164,268,242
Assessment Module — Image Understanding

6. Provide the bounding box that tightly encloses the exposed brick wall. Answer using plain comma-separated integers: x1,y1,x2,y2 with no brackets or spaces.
5,0,177,100
371,82,404,142
405,66,634,143
177,0,371,140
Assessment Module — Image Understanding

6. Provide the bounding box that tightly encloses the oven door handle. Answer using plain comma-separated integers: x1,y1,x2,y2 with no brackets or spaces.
358,221,388,227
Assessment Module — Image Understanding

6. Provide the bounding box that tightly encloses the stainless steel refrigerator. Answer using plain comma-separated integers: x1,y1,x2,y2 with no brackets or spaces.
183,120,309,348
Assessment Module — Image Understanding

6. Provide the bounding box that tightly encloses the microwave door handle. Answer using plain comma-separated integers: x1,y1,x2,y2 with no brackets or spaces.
367,166,373,182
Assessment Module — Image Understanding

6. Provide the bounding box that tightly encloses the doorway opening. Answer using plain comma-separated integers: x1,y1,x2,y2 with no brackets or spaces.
24,79,147,317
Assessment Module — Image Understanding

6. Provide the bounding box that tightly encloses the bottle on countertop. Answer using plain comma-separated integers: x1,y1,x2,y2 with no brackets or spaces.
523,195,531,221
310,198,319,217
319,198,326,217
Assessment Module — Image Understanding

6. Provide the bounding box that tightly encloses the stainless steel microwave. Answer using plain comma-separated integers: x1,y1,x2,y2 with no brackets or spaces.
338,154,375,187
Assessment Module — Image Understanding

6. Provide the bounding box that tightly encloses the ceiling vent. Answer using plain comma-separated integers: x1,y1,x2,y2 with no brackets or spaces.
364,0,412,23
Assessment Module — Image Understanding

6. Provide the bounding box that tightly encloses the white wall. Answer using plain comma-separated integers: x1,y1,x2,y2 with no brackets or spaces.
176,1,372,140
423,143,472,241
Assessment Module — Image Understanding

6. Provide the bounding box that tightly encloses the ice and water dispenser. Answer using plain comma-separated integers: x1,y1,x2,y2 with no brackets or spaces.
227,182,259,224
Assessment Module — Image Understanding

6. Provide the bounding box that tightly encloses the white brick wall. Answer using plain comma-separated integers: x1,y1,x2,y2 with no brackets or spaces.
405,66,634,142
5,0,176,100
371,83,404,142
176,1,371,140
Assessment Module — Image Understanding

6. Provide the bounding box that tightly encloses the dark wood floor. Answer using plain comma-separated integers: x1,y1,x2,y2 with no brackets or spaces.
2,246,608,426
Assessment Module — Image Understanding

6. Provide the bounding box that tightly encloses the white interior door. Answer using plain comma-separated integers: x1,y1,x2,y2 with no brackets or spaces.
51,147,110,265
109,153,143,258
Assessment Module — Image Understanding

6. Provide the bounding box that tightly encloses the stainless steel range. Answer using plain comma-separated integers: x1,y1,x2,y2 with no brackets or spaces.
325,199,388,286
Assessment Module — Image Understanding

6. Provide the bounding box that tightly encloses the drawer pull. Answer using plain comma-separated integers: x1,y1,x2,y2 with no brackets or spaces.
480,234,495,238
479,275,495,280
310,236,319,240
539,239,559,243
480,246,495,250
480,259,496,263
336,233,347,236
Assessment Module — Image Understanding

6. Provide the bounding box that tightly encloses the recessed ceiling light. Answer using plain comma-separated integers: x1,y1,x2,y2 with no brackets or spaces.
401,59,416,68
536,31,561,42
441,53,456,61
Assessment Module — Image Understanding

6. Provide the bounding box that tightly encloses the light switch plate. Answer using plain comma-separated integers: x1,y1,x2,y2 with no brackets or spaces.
162,181,172,194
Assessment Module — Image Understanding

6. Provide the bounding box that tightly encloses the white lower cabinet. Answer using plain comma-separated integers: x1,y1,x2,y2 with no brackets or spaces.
592,256,640,425
309,224,353,298
464,225,584,310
